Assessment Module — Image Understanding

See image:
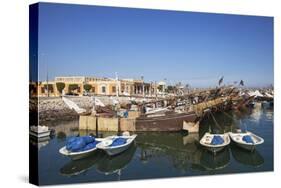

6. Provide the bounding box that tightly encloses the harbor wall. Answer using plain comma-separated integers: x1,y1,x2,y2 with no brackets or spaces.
120,118,136,131
35,96,144,123
79,115,137,132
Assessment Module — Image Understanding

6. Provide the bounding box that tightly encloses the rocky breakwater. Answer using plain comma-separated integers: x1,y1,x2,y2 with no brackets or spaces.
30,95,153,124
36,96,94,123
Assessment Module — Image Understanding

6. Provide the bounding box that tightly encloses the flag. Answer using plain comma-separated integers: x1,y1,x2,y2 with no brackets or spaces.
218,76,224,85
239,80,244,86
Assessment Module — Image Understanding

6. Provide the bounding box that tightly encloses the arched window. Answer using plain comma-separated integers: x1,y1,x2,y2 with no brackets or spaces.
102,86,106,93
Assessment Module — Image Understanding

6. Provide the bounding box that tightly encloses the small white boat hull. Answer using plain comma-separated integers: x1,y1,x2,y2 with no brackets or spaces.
59,146,98,160
59,138,105,160
200,133,230,154
236,143,255,152
97,135,137,156
30,130,51,138
228,132,264,152
205,145,225,153
145,107,169,115
30,125,51,138
103,143,132,156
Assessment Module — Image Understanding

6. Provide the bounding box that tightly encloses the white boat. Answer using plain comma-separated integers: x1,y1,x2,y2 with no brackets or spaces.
59,138,105,160
96,134,137,156
200,133,230,154
228,131,264,152
30,125,51,138
145,107,169,115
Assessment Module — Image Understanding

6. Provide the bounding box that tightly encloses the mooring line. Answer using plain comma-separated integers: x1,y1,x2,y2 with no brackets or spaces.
210,111,223,131
222,111,234,120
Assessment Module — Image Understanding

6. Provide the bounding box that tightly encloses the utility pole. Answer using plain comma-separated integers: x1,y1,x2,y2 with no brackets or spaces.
155,81,157,100
115,72,119,97
42,53,49,97
46,61,49,97
141,76,144,98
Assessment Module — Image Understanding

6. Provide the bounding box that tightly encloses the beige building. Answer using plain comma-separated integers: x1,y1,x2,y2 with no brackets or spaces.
36,76,160,97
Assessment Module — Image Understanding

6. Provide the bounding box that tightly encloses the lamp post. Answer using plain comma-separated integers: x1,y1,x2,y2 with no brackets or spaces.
115,72,119,97
42,53,49,97
46,61,49,97
141,76,144,98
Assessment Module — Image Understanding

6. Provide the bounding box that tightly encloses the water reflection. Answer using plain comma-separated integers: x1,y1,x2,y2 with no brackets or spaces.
199,147,230,171
250,102,262,122
136,132,202,172
59,143,137,178
231,144,264,167
60,151,103,176
96,144,137,176
30,136,50,150
36,106,272,184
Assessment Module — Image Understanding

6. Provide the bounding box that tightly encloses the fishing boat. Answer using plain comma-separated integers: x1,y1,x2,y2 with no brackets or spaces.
30,125,51,138
59,136,105,160
228,131,264,152
200,133,230,154
246,101,255,108
136,111,198,131
96,134,137,156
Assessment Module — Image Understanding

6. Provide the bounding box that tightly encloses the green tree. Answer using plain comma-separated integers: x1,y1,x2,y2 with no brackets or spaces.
158,85,163,91
56,82,65,94
83,84,92,92
167,85,175,93
44,84,53,92
68,84,79,93
29,83,37,94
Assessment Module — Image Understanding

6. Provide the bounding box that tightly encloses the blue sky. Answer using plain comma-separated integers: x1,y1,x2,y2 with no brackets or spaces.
36,3,273,87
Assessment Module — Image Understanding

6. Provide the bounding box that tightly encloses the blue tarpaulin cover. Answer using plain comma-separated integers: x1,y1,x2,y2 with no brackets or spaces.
242,135,254,144
110,138,127,147
66,136,98,152
80,141,100,151
211,135,224,145
124,111,129,118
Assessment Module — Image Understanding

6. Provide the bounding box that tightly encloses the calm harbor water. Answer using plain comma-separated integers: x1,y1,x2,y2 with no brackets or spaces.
33,103,273,185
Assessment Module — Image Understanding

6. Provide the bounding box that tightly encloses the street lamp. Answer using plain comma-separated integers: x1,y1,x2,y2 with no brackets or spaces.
141,76,144,97
41,53,49,97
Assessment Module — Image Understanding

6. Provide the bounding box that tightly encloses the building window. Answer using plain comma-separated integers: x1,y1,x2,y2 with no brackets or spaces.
112,86,116,93
102,86,106,93
92,87,95,93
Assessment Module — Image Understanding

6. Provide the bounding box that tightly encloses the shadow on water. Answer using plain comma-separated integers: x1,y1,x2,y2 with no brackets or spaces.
198,147,230,171
136,131,233,173
96,144,137,176
59,143,137,178
199,111,235,136
230,144,264,167
60,151,103,177
30,136,51,150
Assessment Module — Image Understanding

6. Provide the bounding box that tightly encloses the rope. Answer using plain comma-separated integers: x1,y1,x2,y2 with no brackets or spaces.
222,111,234,120
210,111,223,131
